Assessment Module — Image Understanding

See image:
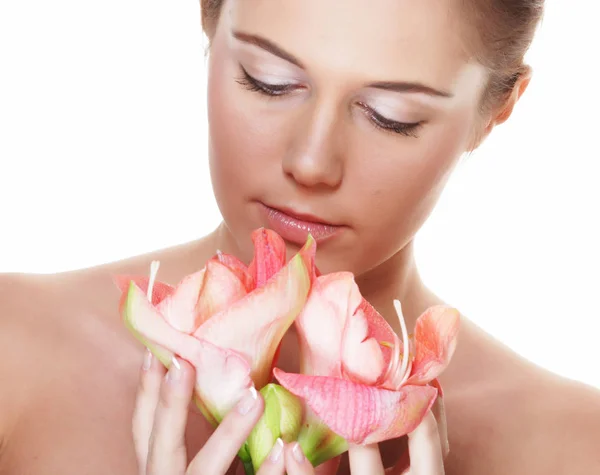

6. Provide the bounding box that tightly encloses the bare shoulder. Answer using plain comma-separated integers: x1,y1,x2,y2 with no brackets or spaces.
0,236,213,443
0,234,216,351
535,374,600,473
444,328,600,475
505,372,600,474
0,272,58,362
0,273,58,451
74,233,219,285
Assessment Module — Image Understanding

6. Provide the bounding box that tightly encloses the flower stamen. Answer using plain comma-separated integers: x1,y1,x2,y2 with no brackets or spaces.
147,260,161,302
393,299,411,388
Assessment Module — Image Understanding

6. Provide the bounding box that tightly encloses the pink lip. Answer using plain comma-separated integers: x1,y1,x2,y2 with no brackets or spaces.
259,203,343,245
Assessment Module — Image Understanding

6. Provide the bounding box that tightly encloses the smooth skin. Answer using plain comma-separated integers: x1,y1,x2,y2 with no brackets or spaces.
1,0,600,474
1,223,600,475
135,353,446,475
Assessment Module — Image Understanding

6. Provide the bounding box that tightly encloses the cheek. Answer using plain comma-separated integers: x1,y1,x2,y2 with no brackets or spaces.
207,54,284,203
346,111,474,252
205,46,294,256
208,69,263,199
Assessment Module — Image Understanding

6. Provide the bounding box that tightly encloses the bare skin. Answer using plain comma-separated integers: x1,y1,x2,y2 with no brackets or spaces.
1,229,599,475
2,0,600,473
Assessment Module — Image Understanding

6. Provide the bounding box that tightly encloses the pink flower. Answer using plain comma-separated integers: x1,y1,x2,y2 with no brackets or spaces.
274,271,460,446
115,229,316,426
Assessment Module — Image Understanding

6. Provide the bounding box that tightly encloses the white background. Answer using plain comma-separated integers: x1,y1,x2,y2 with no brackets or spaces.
1,1,599,388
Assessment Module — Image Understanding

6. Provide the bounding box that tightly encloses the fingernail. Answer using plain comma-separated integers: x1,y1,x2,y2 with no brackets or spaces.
292,442,305,463
143,349,152,371
269,438,284,463
166,356,181,383
236,387,258,415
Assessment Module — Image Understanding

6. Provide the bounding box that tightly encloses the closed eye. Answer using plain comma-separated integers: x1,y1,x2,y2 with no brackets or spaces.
357,102,423,138
236,65,298,97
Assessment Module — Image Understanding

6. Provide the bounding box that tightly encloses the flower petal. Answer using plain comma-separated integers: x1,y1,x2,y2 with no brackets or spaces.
212,251,255,291
113,274,174,312
274,369,437,445
189,339,253,426
429,377,444,399
195,260,248,325
248,228,287,288
295,272,362,378
341,308,385,385
156,270,206,333
357,299,398,366
122,281,252,425
195,237,313,388
406,305,460,385
300,236,318,282
123,280,204,357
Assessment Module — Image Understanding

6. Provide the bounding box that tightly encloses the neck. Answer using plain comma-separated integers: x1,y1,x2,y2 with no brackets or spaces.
355,239,436,334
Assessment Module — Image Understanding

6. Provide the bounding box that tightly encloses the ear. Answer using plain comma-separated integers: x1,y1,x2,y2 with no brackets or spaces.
493,66,532,126
468,66,533,152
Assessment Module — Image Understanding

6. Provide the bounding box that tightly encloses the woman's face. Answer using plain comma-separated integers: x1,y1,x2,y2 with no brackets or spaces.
207,0,488,275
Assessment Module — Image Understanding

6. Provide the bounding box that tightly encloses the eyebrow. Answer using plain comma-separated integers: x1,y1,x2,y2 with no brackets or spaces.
233,31,305,69
368,81,454,98
232,30,453,98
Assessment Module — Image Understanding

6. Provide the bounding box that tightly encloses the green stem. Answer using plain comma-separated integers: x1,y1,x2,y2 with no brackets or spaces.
243,460,256,475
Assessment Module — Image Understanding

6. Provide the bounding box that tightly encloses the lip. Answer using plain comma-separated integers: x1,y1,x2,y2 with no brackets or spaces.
259,202,343,245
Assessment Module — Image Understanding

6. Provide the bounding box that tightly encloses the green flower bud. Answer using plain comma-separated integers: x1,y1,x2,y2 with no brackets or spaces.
247,384,303,471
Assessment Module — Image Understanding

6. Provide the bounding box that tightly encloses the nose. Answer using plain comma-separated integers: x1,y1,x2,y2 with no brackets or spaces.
281,101,344,190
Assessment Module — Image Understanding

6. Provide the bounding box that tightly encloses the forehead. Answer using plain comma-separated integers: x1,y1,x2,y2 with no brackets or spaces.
225,0,476,91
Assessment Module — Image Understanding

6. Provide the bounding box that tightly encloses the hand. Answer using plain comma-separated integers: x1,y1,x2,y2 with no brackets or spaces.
282,395,449,475
132,351,287,475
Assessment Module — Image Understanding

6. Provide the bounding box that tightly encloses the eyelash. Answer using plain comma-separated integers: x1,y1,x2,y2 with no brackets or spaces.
357,102,423,138
236,65,423,138
235,65,295,97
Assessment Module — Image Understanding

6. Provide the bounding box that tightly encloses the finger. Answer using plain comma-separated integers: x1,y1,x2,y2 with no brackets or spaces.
405,410,444,475
146,356,194,475
348,443,385,475
255,438,286,475
431,395,449,459
284,442,315,475
387,395,448,475
132,349,166,474
187,387,264,475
